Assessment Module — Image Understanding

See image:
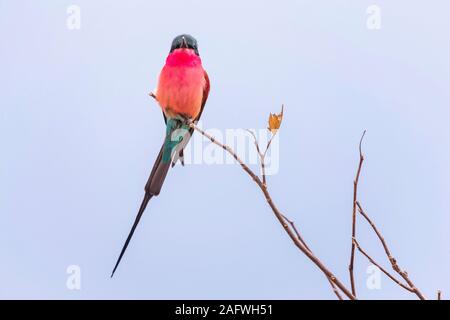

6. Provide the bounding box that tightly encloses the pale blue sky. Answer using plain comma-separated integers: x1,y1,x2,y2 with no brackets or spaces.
1,1,449,299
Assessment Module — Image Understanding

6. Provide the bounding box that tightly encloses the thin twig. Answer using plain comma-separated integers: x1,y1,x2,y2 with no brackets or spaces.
280,214,345,300
282,213,344,300
246,129,266,186
281,214,311,252
356,202,426,300
356,202,394,260
246,130,263,157
349,130,366,297
261,133,277,186
189,122,355,300
352,239,414,292
263,133,277,159
328,278,344,300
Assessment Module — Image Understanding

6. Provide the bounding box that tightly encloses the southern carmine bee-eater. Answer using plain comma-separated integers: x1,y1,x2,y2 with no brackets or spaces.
111,34,210,277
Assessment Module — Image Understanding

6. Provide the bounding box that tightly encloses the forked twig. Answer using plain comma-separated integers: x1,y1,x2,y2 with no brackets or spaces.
246,130,267,186
281,214,311,252
246,129,278,186
281,214,342,300
352,238,413,292
355,202,426,300
347,129,427,300
328,278,344,300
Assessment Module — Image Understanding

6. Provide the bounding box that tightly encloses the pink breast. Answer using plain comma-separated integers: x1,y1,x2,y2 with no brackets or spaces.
156,49,205,119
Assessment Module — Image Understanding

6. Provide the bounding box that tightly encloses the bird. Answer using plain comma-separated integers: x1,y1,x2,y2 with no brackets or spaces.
111,34,210,277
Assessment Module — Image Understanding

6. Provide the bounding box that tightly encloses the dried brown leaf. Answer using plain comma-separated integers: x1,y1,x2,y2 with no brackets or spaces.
268,105,284,134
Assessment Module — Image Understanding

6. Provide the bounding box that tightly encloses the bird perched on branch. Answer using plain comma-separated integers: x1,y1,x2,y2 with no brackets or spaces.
111,34,210,277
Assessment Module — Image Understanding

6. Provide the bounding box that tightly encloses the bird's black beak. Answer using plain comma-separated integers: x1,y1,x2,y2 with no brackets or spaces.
181,36,188,48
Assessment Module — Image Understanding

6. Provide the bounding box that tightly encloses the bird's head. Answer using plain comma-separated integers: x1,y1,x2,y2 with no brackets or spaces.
170,34,199,56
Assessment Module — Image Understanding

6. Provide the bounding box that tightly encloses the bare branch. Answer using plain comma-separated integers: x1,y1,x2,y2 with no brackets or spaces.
150,93,432,300
189,121,355,300
349,130,366,297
